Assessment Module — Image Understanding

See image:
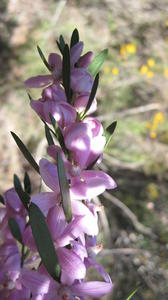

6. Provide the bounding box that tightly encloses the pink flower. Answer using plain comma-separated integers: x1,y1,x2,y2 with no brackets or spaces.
21,258,113,299
70,170,116,200
24,42,84,89
77,51,94,68
71,68,93,93
74,93,97,115
63,119,106,170
24,53,62,88
30,83,76,128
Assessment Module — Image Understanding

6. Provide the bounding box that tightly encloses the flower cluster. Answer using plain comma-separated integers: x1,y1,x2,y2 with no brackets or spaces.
0,29,117,299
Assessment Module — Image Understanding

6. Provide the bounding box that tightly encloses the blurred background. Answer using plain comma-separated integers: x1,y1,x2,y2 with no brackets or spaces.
1,0,168,299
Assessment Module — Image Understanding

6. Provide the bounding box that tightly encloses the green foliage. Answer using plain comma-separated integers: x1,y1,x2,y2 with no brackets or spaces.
29,203,61,281
57,152,72,223
126,288,138,300
8,218,23,244
11,131,40,174
88,49,108,76
14,174,30,210
81,73,99,119
62,44,71,101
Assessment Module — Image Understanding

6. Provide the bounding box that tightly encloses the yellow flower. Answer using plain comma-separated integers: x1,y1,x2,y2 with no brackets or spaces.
147,183,159,200
140,65,148,74
120,45,127,57
126,43,136,54
150,131,156,139
147,71,154,78
165,20,168,27
112,67,119,75
103,66,111,74
154,112,164,122
147,58,155,68
164,68,168,78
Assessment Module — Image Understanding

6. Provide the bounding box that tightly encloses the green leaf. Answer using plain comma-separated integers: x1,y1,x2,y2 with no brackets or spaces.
29,203,60,280
82,73,99,119
14,174,30,210
8,218,23,244
56,41,63,55
56,35,65,55
37,45,51,71
88,49,108,76
0,194,4,205
59,35,65,51
24,172,31,195
104,121,117,148
11,131,40,174
126,288,138,300
49,114,68,155
45,123,54,146
62,44,71,102
70,28,79,48
57,152,72,223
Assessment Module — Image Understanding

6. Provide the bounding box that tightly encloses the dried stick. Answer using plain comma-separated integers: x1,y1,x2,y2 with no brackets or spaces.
103,191,156,238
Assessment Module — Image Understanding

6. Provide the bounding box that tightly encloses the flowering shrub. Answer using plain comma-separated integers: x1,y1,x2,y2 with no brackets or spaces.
0,29,117,299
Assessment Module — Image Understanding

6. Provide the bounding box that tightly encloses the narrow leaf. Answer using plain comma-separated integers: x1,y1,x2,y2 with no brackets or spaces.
59,35,65,52
126,288,138,300
14,174,30,210
24,172,31,195
70,28,79,48
62,44,71,102
88,49,108,77
57,152,72,223
45,124,54,146
49,114,68,155
37,45,51,71
11,131,40,174
0,194,4,205
8,218,23,244
82,73,99,118
29,203,60,280
56,40,63,55
105,121,117,148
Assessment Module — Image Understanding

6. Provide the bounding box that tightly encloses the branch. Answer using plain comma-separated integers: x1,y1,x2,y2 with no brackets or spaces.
98,103,163,121
101,248,149,256
93,196,112,247
103,191,156,238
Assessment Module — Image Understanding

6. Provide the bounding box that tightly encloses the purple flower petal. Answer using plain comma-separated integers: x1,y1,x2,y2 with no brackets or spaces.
47,205,66,241
30,99,46,121
24,75,52,88
71,199,98,236
64,123,91,169
71,280,113,298
70,42,83,66
70,170,117,200
4,188,22,212
57,247,86,285
74,93,97,115
31,192,57,216
21,269,52,295
39,158,60,192
71,68,93,93
48,53,62,79
78,51,94,68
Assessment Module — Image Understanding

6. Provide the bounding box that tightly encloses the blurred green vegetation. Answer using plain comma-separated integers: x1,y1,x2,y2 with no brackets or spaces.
1,0,168,299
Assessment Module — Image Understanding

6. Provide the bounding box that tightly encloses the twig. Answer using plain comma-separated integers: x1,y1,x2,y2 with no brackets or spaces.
101,248,149,256
93,196,112,247
103,152,143,171
98,103,163,121
103,191,156,238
